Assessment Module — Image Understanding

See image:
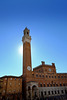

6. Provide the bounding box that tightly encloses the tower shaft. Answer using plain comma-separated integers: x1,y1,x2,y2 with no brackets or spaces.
22,27,32,78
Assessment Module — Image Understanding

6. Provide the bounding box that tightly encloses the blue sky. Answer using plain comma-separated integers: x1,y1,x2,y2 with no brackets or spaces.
0,0,67,77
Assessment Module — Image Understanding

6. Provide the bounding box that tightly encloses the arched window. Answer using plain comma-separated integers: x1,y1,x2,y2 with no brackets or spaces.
44,84,45,87
51,91,53,94
36,74,38,77
47,84,49,87
61,90,64,94
55,91,56,94
48,91,50,95
60,84,62,86
27,32,29,35
28,86,30,91
44,91,46,95
63,84,65,86
50,84,52,87
41,91,43,96
58,90,59,94
40,84,42,87
56,84,58,86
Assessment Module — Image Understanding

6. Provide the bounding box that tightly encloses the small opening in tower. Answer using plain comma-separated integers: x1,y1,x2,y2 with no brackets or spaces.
27,32,29,35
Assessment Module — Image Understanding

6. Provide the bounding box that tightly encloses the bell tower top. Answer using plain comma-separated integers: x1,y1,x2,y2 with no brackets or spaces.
23,27,30,36
22,27,31,44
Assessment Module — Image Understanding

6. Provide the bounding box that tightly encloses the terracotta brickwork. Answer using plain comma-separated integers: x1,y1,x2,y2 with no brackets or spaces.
0,27,67,100
0,79,3,95
0,76,22,100
32,62,67,87
32,62,67,86
22,28,67,100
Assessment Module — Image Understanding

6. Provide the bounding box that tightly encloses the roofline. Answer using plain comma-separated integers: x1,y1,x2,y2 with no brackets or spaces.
33,64,55,70
0,75,23,78
57,73,67,74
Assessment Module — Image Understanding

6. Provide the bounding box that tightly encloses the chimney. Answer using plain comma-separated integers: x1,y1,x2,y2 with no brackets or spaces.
41,61,45,65
52,63,55,66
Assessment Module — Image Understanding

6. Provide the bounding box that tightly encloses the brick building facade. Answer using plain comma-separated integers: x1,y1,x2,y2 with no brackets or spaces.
0,27,67,100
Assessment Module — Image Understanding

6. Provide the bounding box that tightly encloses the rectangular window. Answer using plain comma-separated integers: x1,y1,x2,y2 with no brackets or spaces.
50,84,52,87
55,76,56,78
61,90,64,93
52,76,53,78
58,76,60,78
53,84,55,87
39,75,41,77
47,84,49,87
44,84,45,87
60,84,62,86
58,90,59,94
63,84,65,86
56,84,58,86
48,91,50,95
36,74,38,77
18,78,20,80
42,75,44,77
40,84,42,87
52,91,53,94
61,76,63,78
15,78,16,80
55,91,56,94
46,75,48,78
44,91,46,95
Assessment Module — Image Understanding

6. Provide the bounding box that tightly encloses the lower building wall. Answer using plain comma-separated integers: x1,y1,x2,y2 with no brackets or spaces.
39,86,67,97
0,93,22,100
26,85,67,100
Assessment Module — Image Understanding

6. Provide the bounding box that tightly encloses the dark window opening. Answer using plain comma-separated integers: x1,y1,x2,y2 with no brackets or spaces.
39,75,41,77
60,84,62,86
61,76,63,78
58,90,60,94
28,86,30,91
27,32,29,35
53,84,55,87
36,74,38,77
32,74,34,77
44,84,45,87
63,84,65,86
41,92,43,96
52,76,53,78
55,91,56,94
46,75,48,78
35,92,37,97
55,76,56,78
15,78,16,80
61,90,64,94
44,91,46,95
47,84,49,87
56,84,58,86
42,75,44,77
65,90,67,94
48,91,50,95
58,76,60,78
64,76,66,78
40,84,42,87
52,91,53,94
50,84,52,87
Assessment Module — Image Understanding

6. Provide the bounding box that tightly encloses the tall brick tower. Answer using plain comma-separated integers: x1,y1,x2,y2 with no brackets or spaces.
22,27,32,80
